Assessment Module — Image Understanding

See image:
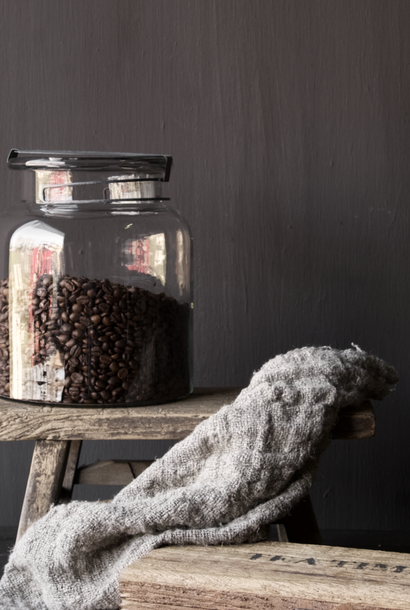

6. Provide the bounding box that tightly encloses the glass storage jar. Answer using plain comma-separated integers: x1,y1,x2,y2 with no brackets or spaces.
0,149,193,406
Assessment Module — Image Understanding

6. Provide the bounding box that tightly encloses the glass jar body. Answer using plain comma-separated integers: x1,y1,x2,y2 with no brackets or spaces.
0,200,193,406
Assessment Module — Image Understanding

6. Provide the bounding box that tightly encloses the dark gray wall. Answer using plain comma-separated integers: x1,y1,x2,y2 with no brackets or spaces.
0,0,409,530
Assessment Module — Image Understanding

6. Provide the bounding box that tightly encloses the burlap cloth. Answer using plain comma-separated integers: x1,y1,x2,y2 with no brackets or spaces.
0,345,398,609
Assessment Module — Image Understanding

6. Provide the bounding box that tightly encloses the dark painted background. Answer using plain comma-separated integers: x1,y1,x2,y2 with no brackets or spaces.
0,0,409,531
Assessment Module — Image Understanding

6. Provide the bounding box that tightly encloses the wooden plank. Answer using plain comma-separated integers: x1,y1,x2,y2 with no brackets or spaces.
16,440,70,541
0,389,375,442
119,541,410,610
59,440,83,502
331,402,375,440
75,459,153,485
0,388,239,441
274,523,289,543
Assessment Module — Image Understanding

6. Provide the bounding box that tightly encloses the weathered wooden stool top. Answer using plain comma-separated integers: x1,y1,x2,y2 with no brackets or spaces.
0,389,377,541
119,541,410,610
0,388,375,441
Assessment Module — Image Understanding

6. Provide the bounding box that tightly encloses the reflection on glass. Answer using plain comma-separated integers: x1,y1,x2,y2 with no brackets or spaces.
107,175,158,200
9,221,65,401
125,233,166,287
176,229,186,296
36,170,73,203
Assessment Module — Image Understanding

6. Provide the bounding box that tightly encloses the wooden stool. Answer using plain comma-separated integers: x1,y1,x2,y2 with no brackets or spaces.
0,388,376,542
119,541,410,609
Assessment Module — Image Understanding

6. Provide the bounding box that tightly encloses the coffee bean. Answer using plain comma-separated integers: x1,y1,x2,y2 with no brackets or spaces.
100,390,111,400
117,367,128,380
90,315,101,325
79,316,92,328
72,329,84,340
71,372,84,384
70,344,82,358
72,303,82,313
57,334,69,344
98,303,110,313
100,354,112,365
102,282,113,294
108,376,120,386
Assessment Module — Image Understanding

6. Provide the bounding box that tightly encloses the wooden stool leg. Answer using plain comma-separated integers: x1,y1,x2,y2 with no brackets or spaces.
281,493,322,545
60,440,83,503
16,440,71,541
276,523,289,542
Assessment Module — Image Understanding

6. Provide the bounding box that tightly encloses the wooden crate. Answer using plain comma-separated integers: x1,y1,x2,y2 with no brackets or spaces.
119,541,410,610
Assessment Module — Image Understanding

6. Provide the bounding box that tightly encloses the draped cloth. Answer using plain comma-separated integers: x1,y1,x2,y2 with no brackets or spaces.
0,346,398,610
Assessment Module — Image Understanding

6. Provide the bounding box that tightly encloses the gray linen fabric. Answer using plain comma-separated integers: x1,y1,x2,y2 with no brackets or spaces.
0,346,398,610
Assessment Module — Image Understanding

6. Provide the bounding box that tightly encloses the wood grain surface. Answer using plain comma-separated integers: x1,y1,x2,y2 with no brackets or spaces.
16,440,70,541
119,541,410,610
0,389,375,441
75,459,154,485
60,440,82,502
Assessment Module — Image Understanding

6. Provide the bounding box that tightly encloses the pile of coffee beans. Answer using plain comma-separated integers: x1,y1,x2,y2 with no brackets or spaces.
0,275,191,405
